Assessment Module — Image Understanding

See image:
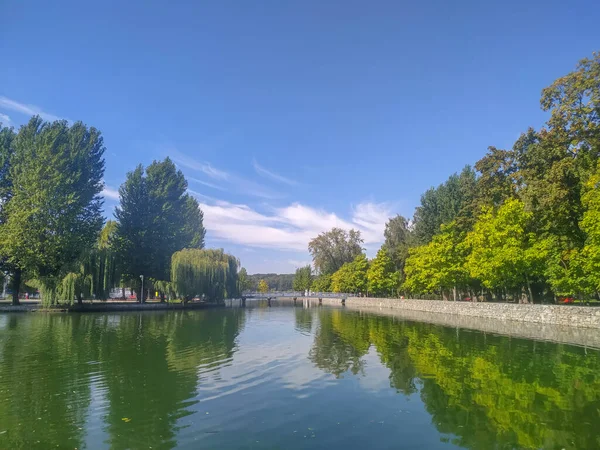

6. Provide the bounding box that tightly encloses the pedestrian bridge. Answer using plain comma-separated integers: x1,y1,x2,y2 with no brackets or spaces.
233,292,349,307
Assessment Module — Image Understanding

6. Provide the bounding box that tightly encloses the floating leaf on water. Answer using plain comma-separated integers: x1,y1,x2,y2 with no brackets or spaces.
121,418,131,423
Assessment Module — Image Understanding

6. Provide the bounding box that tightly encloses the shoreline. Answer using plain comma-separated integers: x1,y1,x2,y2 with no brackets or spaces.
293,296,600,329
265,297,600,349
0,301,225,313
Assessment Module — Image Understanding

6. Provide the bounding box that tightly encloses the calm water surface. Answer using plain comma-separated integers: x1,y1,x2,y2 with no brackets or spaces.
0,305,599,449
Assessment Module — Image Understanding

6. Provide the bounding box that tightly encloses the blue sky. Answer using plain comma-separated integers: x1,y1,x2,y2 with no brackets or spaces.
1,1,599,273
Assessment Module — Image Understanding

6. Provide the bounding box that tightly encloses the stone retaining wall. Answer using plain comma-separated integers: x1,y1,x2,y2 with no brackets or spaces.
289,297,600,329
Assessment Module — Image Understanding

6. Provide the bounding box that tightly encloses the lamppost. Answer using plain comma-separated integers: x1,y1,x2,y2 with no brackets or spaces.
140,275,144,304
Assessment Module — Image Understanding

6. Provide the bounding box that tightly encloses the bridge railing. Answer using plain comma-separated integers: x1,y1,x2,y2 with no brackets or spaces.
244,291,351,298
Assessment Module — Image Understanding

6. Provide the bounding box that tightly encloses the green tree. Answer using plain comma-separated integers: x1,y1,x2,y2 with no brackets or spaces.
331,254,368,294
580,162,600,293
311,273,332,292
180,194,206,249
238,267,251,293
51,220,121,304
382,215,413,281
474,146,517,207
246,273,294,291
292,265,313,292
0,117,105,306
541,51,600,164
413,166,478,244
258,279,269,293
464,199,543,302
0,124,19,305
308,228,364,275
367,248,398,297
404,221,468,299
171,248,238,302
114,158,205,301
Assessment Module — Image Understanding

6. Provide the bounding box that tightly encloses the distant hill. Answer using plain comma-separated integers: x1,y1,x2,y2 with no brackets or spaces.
247,273,294,291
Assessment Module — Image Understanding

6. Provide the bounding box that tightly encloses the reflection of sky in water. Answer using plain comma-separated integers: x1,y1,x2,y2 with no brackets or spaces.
177,307,451,449
84,376,110,450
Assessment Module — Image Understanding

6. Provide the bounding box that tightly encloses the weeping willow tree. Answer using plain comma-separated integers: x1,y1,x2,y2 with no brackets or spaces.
171,249,239,303
40,221,120,306
57,272,86,304
152,279,176,302
82,246,119,300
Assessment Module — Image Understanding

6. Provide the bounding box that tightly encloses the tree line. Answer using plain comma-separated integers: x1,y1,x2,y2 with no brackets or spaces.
296,51,600,303
0,117,243,305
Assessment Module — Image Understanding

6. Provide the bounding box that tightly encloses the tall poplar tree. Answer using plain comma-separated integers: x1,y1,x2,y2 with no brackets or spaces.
114,158,206,301
0,117,105,305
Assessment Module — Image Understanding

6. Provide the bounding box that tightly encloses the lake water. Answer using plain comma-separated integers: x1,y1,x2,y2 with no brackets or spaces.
0,305,599,449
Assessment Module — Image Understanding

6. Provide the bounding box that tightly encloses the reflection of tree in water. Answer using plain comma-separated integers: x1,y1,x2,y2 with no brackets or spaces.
0,310,246,450
96,309,245,450
367,316,418,395
294,307,312,334
309,309,370,377
406,326,600,450
0,315,95,449
309,310,600,449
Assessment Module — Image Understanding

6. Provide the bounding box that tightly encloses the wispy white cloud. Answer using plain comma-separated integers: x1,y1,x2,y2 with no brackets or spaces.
0,113,11,125
171,150,283,200
351,202,391,241
253,159,297,186
170,150,229,180
101,186,120,201
198,199,392,252
188,176,228,192
0,96,64,122
187,189,221,204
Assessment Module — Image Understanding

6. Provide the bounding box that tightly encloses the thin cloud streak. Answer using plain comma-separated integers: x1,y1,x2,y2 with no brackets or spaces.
170,149,229,180
188,177,228,192
253,159,298,186
171,150,283,200
0,96,64,123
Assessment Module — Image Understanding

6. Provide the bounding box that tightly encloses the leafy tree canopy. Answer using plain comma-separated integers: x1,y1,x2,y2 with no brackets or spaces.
308,228,364,275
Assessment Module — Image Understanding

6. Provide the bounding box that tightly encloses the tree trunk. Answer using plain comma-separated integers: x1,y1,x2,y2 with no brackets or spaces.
453,286,457,301
121,287,126,300
525,276,534,304
11,268,21,306
520,287,529,304
160,292,165,303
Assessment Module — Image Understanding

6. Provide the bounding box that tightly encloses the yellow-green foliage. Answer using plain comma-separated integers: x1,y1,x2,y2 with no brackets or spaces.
330,254,368,293
258,279,269,293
